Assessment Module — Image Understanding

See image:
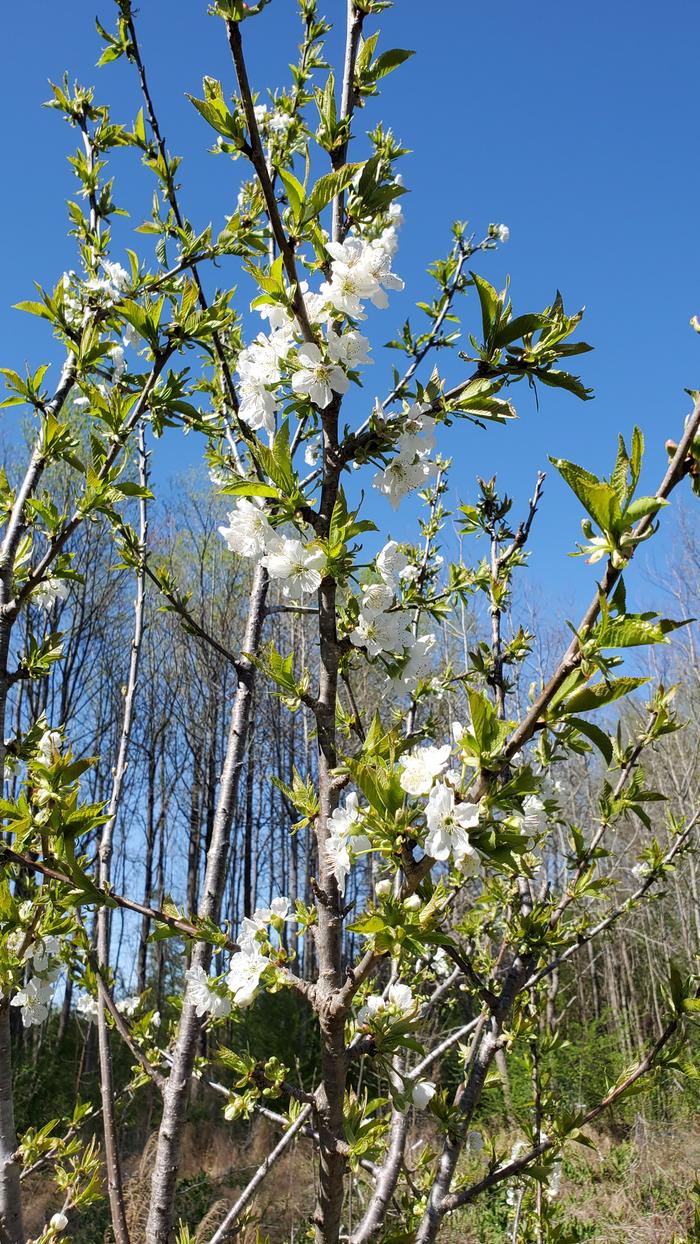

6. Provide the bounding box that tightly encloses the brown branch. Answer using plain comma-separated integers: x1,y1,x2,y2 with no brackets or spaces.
225,20,316,344
123,7,245,465
331,1,365,244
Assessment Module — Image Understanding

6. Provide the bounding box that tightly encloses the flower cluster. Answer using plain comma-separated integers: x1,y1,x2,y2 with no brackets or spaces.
350,540,413,658
325,793,371,894
320,225,403,318
219,499,324,599
348,541,439,696
253,102,293,136
185,964,231,1020
231,203,402,440
238,327,294,435
32,577,70,612
183,899,290,1019
373,402,438,511
61,261,130,328
357,980,415,1025
399,737,482,873
76,993,99,1022
10,936,61,1028
226,897,289,1008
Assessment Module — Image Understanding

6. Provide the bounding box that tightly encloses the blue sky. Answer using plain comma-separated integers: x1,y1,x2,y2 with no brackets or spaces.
2,0,699,619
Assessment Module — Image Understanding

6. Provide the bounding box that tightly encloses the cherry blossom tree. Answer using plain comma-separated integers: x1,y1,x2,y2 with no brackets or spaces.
0,2,699,1243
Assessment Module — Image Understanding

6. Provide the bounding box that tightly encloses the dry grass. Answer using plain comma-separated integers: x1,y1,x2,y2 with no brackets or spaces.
21,1117,700,1241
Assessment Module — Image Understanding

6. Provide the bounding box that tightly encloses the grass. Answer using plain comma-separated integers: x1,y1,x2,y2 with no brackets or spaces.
20,1116,700,1242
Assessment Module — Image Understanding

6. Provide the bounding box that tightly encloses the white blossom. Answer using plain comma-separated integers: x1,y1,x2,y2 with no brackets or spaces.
252,896,290,925
185,964,231,1019
349,608,410,658
219,498,275,558
49,1212,69,1232
321,234,403,315
262,535,325,599
33,577,70,611
325,793,370,894
258,301,294,333
433,946,451,978
373,401,438,509
425,782,480,871
360,582,394,614
326,327,372,368
226,945,267,1008
304,436,320,466
123,322,140,350
37,729,62,765
237,328,292,434
269,109,292,134
29,936,61,974
361,239,404,308
102,261,130,292
493,223,510,243
11,976,55,1028
399,744,451,796
395,632,437,693
357,980,415,1024
110,345,126,382
291,342,349,409
376,540,411,588
76,993,99,1023
411,1080,436,1110
116,995,140,1017
373,455,437,510
518,795,547,836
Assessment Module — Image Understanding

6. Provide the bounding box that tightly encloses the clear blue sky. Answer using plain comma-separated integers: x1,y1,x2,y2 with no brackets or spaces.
2,0,699,617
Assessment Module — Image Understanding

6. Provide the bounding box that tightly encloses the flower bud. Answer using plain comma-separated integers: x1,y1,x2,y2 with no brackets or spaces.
375,879,392,899
50,1213,68,1232
404,894,421,912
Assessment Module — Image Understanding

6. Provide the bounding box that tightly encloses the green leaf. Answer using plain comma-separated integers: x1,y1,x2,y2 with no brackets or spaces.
596,614,680,650
550,457,620,532
492,313,549,348
568,717,613,764
372,48,415,78
221,481,280,499
302,164,364,225
470,272,499,343
13,301,53,321
536,367,593,400
623,495,667,525
278,168,305,221
563,675,649,716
